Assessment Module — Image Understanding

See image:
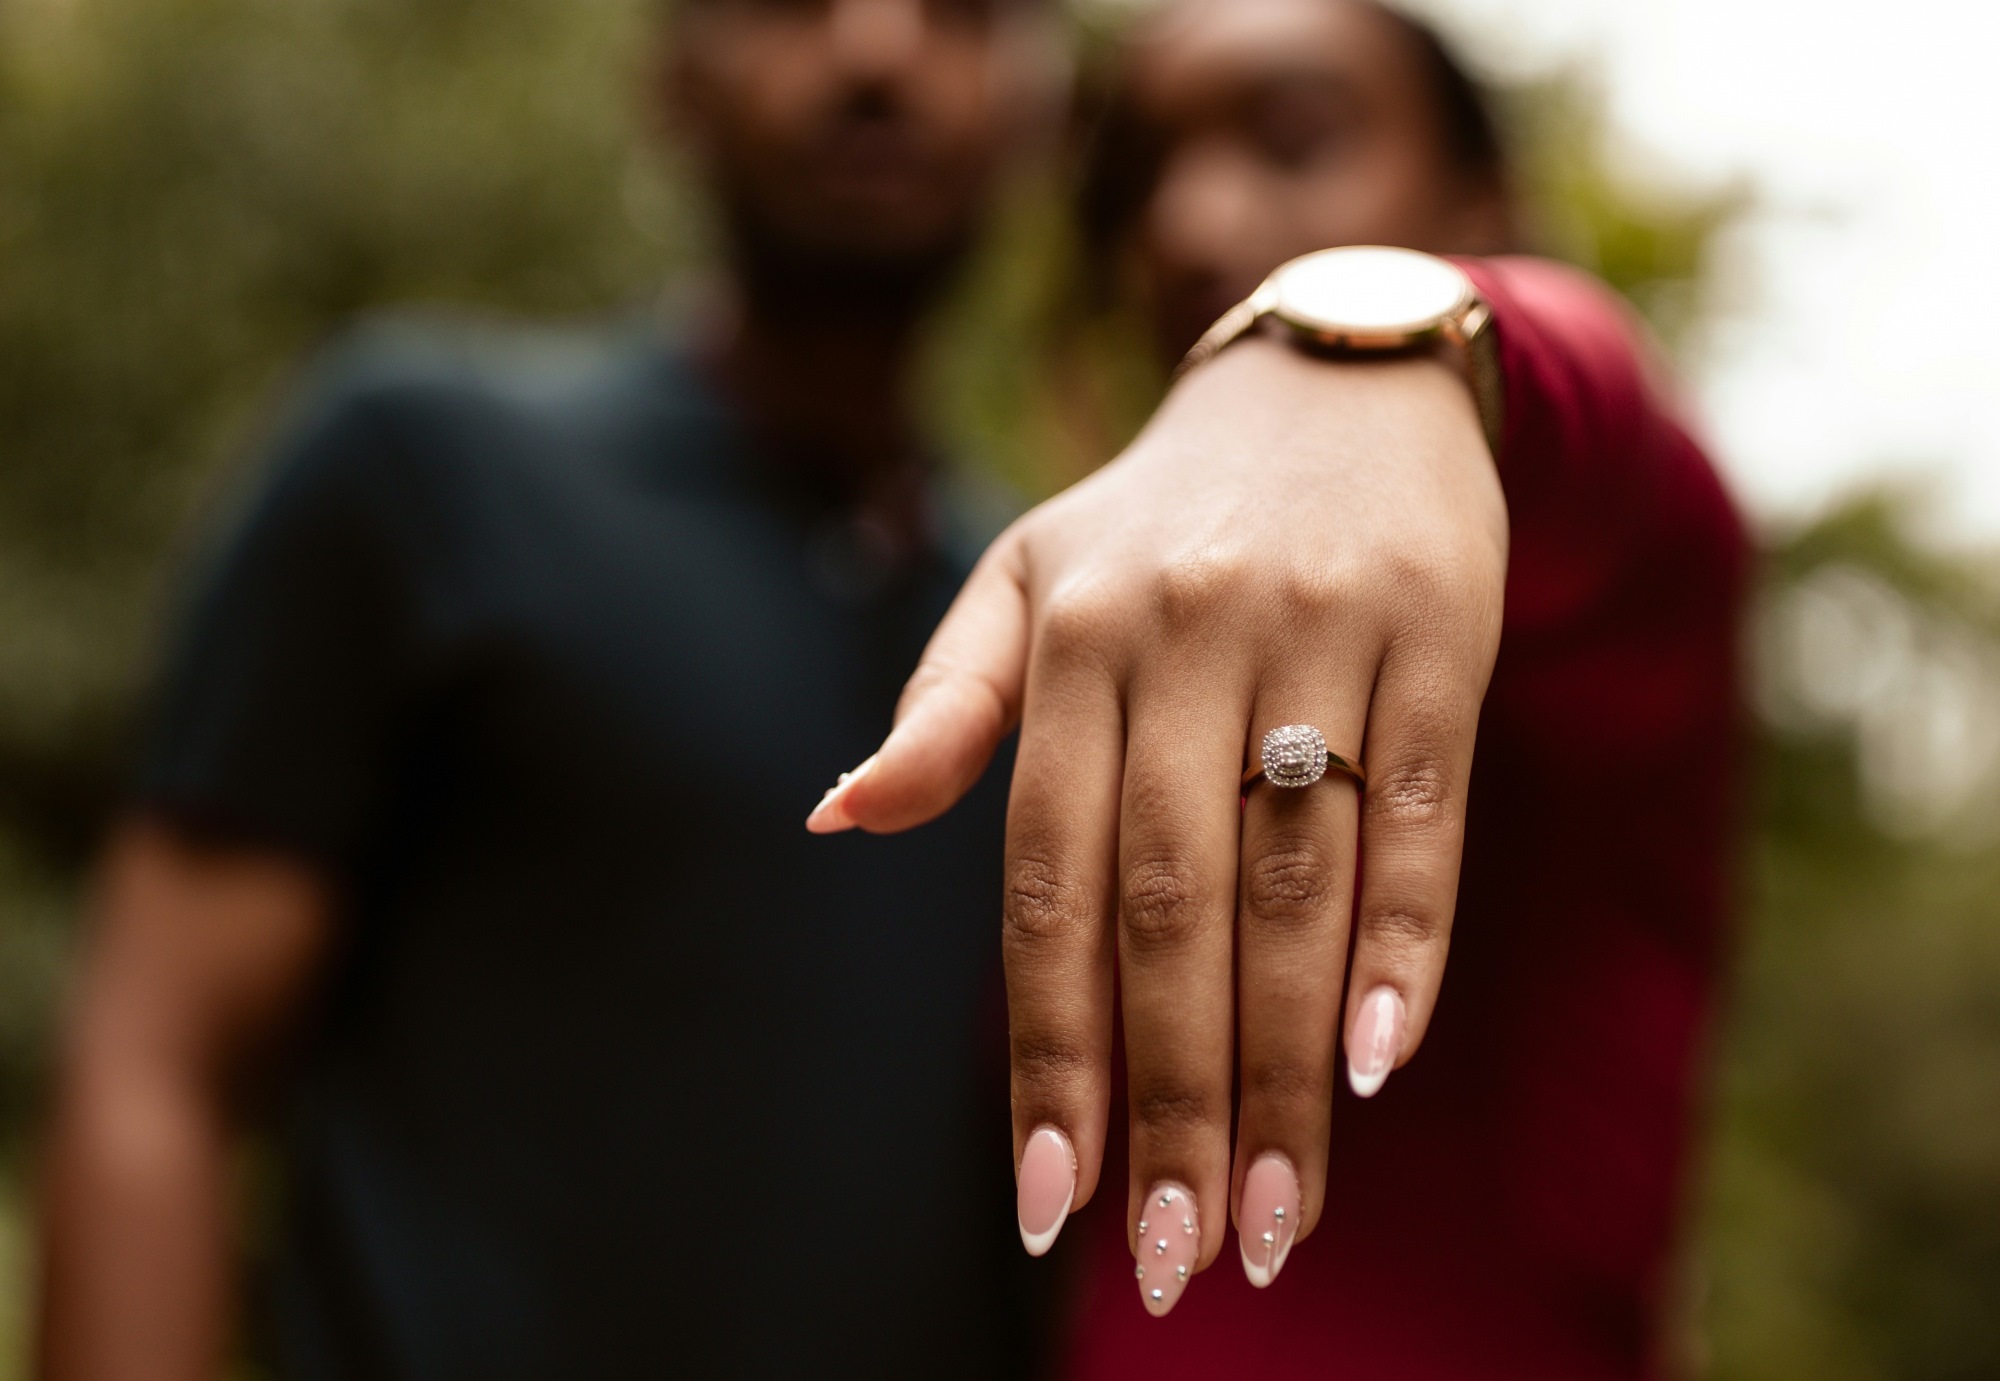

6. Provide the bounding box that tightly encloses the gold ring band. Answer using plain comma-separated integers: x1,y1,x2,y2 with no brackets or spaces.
1241,754,1366,793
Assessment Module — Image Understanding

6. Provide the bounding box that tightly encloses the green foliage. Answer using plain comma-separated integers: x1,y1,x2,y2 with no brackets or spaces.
1695,503,2000,1381
0,3,1994,1379
0,0,678,858
1502,70,1749,350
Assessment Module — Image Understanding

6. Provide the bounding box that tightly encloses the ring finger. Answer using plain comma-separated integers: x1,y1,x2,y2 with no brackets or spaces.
1231,673,1371,1287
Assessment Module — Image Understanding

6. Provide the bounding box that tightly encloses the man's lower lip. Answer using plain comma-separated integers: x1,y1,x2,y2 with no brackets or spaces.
816,147,928,176
809,163,932,197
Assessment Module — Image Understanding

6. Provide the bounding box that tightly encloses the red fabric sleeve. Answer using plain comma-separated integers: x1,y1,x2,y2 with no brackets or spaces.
1458,255,1750,814
1453,256,1752,1350
1066,259,1753,1381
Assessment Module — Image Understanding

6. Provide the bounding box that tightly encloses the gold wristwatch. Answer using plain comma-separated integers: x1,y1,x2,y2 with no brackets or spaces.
1174,245,1504,455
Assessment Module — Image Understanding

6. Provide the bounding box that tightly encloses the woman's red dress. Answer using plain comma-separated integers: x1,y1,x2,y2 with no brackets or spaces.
1062,257,1750,1381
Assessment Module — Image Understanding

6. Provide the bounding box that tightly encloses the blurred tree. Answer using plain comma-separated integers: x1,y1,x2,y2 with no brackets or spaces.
1504,70,1750,353
1694,498,2000,1381
0,2,1995,1379
0,6,677,1369
0,0,682,863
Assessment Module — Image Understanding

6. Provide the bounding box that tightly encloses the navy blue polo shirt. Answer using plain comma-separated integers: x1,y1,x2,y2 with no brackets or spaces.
138,320,1036,1379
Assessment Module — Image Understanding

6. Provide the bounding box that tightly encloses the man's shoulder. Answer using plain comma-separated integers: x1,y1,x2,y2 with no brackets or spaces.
245,311,718,522
301,311,690,448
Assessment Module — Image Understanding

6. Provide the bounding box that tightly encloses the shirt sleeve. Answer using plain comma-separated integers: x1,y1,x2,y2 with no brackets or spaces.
133,355,435,872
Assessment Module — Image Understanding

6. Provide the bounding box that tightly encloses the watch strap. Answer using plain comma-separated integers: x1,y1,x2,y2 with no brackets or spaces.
1464,315,1506,459
1170,281,1278,384
1172,275,1505,458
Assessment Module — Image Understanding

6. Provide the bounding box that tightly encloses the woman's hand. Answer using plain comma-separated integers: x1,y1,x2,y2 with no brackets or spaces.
808,334,1507,1309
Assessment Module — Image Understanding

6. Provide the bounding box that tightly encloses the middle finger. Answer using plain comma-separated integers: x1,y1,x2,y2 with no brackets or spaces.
1117,653,1253,1317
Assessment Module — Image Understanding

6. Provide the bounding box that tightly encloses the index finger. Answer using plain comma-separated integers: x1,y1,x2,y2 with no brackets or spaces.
1003,595,1124,1256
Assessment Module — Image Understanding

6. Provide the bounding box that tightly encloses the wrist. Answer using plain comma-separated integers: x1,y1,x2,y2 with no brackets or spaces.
1152,332,1488,464
1171,246,1504,457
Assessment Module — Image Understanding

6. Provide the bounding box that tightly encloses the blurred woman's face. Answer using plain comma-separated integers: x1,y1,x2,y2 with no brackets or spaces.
1119,0,1510,360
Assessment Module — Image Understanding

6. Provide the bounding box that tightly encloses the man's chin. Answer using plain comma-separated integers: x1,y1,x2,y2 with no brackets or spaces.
727,206,977,311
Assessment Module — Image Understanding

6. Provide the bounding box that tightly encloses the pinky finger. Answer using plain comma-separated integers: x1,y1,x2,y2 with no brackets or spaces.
1344,656,1483,1098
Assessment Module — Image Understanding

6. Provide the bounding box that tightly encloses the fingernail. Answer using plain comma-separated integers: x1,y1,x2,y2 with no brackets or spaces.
1134,1184,1199,1317
1238,1155,1301,1287
1347,986,1406,1098
805,754,877,834
1017,1126,1076,1257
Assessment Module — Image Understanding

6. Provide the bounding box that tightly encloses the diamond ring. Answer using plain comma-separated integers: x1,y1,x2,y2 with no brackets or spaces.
1242,724,1366,793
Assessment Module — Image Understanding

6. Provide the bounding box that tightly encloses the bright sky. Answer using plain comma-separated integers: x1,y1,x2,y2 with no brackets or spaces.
1422,0,2000,545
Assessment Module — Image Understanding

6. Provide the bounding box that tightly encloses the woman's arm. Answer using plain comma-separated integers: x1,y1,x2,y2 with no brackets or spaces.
811,256,1742,1310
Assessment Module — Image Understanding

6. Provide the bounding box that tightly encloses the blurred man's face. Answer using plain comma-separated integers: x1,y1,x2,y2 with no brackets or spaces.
671,0,1064,291
1118,0,1509,359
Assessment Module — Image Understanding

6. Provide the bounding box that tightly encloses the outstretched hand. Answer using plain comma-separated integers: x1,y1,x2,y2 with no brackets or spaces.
807,334,1507,1310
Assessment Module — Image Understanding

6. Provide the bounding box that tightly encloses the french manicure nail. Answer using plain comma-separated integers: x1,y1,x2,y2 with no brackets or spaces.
1017,1126,1076,1257
804,753,877,834
1134,1184,1199,1317
1239,1155,1301,1287
1347,986,1406,1098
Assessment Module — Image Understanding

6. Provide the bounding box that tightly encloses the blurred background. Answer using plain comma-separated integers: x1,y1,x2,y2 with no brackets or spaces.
1,0,1996,1376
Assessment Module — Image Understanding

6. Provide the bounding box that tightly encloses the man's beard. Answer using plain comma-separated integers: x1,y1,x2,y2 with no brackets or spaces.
718,196,979,327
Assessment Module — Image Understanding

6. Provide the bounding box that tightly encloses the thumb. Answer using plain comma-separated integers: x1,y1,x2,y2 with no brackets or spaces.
807,539,1031,835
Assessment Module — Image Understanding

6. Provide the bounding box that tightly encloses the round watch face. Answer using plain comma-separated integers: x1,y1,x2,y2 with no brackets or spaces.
1269,245,1474,342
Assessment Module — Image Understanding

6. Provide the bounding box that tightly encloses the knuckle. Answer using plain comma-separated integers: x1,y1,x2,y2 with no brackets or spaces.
1240,841,1335,934
1361,905,1447,955
1120,853,1207,955
1003,853,1088,950
1129,1081,1219,1135
993,511,1037,558
1276,565,1346,623
1240,1055,1328,1112
1386,539,1458,597
895,658,954,716
1011,1033,1096,1096
1151,550,1244,631
1366,758,1457,831
1036,588,1115,669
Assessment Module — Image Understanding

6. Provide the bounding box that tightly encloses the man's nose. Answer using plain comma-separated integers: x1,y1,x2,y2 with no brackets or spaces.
1146,146,1270,296
829,0,926,80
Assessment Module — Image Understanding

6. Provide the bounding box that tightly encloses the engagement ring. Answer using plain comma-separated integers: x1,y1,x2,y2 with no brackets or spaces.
1242,724,1365,793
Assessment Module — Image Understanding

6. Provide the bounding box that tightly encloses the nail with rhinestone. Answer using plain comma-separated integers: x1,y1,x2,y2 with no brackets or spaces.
1136,1184,1198,1317
805,753,878,834
1239,1155,1302,1289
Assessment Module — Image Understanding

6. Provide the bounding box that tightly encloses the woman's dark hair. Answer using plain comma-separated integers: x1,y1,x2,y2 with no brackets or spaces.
1076,0,1511,274
1385,4,1507,188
